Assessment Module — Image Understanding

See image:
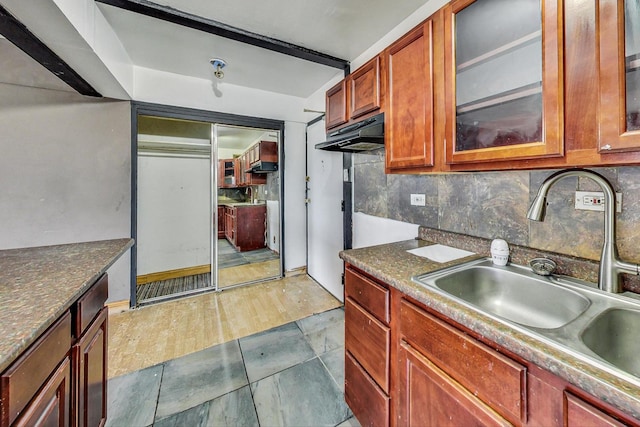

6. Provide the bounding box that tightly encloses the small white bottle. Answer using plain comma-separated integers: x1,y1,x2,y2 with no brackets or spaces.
491,239,510,266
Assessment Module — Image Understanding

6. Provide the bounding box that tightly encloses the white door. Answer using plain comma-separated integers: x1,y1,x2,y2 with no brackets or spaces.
306,119,345,302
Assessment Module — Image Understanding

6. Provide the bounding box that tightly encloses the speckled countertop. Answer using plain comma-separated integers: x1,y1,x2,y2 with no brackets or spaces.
0,238,133,372
340,238,640,420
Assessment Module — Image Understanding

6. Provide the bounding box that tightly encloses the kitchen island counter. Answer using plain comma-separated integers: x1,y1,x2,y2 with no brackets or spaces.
0,238,133,372
340,238,640,420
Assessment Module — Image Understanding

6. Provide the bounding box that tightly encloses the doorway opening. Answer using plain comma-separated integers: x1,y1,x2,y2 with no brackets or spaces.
131,103,285,307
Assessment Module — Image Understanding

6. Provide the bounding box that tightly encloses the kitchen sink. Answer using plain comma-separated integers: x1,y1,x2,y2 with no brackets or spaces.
412,258,640,384
581,308,640,377
417,263,590,329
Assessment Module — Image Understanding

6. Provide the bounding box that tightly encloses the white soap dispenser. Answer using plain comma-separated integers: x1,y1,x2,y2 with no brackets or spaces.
491,239,510,266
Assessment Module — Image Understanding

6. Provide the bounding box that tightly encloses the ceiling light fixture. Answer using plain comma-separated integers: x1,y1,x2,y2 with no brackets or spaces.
210,58,226,79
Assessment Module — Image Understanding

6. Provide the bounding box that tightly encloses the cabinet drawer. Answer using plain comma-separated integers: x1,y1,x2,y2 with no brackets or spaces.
345,352,389,427
345,297,390,393
1,311,71,426
400,299,526,425
345,267,389,324
564,392,626,427
75,274,108,338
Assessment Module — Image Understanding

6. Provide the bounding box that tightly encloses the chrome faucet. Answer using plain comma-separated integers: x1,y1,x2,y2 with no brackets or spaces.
527,168,639,293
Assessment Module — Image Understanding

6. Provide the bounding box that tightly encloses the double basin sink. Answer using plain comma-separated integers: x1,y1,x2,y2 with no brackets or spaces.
413,259,640,382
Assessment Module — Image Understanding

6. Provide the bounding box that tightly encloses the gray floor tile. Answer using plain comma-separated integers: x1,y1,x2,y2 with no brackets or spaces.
239,321,316,383
155,340,247,419
337,416,362,427
296,308,345,356
321,346,345,391
154,386,258,427
251,357,351,427
106,364,163,427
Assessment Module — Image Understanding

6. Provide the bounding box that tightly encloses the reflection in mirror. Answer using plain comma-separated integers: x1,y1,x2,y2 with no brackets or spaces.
136,116,214,305
216,125,282,289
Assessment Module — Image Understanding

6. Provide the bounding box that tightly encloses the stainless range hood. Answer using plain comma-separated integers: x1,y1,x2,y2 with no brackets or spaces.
315,113,384,153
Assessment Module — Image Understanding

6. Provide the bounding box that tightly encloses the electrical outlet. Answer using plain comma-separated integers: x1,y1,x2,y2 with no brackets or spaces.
410,194,426,206
575,191,622,212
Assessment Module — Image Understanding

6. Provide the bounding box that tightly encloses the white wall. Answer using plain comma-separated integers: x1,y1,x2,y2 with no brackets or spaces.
353,213,420,248
283,122,307,271
0,83,132,302
137,155,212,275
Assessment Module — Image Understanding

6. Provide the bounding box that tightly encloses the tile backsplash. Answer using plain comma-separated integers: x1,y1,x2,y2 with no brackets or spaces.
353,150,640,264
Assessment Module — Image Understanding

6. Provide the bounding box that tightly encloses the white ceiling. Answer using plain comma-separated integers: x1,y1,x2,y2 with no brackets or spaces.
96,0,430,98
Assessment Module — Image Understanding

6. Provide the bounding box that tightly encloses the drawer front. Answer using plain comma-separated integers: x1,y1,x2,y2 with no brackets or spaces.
345,298,390,393
400,299,526,425
345,352,390,427
75,274,108,338
345,267,390,324
2,311,71,426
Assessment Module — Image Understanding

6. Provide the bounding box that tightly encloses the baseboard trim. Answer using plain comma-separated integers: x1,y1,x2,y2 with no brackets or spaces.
107,300,130,315
285,266,307,277
137,264,212,285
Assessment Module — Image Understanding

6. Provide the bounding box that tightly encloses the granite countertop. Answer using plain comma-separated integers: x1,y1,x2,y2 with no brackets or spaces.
0,238,134,372
340,239,640,419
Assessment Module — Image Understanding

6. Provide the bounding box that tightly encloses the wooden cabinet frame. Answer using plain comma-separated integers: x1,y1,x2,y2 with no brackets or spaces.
443,0,564,164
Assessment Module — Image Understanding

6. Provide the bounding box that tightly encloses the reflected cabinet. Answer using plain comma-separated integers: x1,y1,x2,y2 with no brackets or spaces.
599,0,640,152
444,0,563,164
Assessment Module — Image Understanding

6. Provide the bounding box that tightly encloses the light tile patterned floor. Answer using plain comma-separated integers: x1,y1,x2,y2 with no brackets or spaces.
107,308,360,427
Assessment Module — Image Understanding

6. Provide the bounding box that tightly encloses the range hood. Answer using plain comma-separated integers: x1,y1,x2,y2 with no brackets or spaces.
315,113,384,152
245,161,278,173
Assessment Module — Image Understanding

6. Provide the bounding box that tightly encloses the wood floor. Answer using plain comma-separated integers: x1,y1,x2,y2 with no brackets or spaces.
218,259,280,288
108,274,342,378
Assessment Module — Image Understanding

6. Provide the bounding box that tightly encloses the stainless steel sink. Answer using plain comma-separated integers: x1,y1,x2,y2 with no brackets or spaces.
581,308,640,377
413,259,640,384
417,263,590,329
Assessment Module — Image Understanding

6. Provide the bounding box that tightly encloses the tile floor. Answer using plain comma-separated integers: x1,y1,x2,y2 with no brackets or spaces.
106,307,361,427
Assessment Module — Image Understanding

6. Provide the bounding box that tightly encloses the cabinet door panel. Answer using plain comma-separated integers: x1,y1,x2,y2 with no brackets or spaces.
1,312,71,426
398,343,511,427
14,357,71,427
400,299,525,424
326,80,348,130
565,392,627,427
345,267,390,324
345,298,390,392
76,308,108,427
345,352,389,427
350,56,381,119
598,0,640,152
386,20,435,170
444,0,563,164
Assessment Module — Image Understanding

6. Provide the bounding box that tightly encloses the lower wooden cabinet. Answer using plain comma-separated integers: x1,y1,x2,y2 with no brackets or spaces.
1,275,109,427
75,308,108,427
343,264,639,427
398,342,510,427
223,205,266,252
13,357,71,427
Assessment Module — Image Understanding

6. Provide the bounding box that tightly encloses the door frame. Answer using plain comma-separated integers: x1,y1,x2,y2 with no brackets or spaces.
130,101,285,307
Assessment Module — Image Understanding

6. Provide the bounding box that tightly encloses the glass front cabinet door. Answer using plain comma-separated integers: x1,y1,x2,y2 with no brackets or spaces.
599,0,640,152
444,0,563,165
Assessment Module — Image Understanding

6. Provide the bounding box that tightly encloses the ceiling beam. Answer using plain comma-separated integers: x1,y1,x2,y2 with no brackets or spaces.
0,5,102,97
95,0,350,72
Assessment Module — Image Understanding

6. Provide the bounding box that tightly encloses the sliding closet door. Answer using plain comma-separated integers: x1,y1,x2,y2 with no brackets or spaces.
136,116,215,304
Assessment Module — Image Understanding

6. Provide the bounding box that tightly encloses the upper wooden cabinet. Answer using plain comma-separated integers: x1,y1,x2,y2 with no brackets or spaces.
385,16,438,171
598,0,640,152
326,80,349,130
326,56,382,131
350,56,382,119
444,0,563,164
